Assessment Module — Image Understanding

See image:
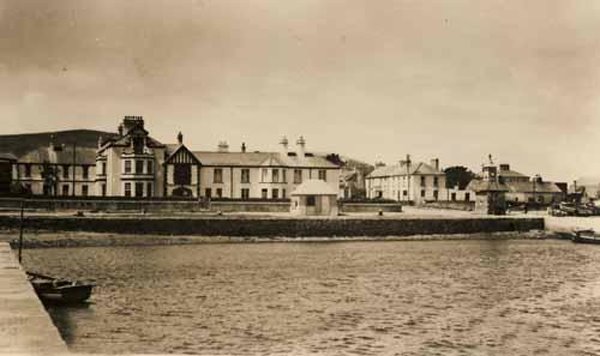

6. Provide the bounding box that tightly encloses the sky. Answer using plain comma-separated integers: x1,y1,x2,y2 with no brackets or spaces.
1,0,600,182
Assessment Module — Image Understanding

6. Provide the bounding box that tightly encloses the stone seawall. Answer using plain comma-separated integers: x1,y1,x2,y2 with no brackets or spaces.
0,242,68,354
0,215,544,237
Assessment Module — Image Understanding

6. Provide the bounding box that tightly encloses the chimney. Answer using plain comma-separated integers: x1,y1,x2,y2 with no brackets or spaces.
217,141,229,153
430,158,440,170
375,161,386,168
241,142,246,153
97,135,103,149
499,164,510,171
122,115,144,135
177,132,183,145
118,124,124,136
296,136,306,158
279,136,289,155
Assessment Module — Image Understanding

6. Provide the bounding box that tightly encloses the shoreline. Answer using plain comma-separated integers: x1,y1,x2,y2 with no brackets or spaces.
0,229,554,249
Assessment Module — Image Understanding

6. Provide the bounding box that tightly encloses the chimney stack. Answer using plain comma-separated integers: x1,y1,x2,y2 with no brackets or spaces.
241,142,246,153
97,135,103,149
279,136,289,155
430,158,440,171
177,132,183,145
499,164,510,171
217,141,229,153
118,124,124,136
296,136,306,158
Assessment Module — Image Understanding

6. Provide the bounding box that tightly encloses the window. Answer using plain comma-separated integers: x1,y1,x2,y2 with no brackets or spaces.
420,176,426,187
213,168,223,183
62,184,69,196
147,160,154,174
63,165,69,179
282,189,286,199
241,188,250,200
433,190,438,201
282,170,287,183
146,182,153,197
261,168,268,182
25,183,32,193
451,192,456,201
272,189,279,199
216,188,223,198
82,185,89,196
133,136,144,154
403,190,408,196
421,189,425,198
318,169,327,181
124,182,132,197
101,184,106,196
294,169,302,184
261,188,268,199
135,160,144,174
272,169,279,183
101,162,106,175
241,169,250,183
135,183,144,197
174,164,191,185
24,164,31,177
205,188,212,198
124,160,132,174
434,177,439,187
82,166,89,179
465,193,470,201
307,196,316,206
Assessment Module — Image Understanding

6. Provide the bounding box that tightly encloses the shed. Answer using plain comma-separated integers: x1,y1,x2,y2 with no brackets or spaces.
290,179,339,216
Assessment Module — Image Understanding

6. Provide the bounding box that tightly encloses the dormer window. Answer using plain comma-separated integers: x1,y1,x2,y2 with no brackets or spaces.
133,136,145,154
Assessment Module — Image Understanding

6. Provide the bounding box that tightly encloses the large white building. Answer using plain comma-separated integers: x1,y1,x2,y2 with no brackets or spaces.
365,157,447,204
12,116,341,199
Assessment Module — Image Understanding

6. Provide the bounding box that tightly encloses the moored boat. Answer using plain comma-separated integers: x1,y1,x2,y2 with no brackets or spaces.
571,229,600,244
27,271,95,304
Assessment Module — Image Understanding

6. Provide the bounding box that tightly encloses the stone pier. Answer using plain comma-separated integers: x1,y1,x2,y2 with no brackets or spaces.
0,242,68,354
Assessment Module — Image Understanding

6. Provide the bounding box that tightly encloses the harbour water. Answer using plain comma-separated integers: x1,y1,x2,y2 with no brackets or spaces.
22,239,600,355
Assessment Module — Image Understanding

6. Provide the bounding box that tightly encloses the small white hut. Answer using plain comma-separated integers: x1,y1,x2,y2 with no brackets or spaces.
290,179,339,216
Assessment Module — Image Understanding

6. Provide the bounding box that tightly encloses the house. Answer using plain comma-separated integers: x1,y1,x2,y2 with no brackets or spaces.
10,116,342,199
290,179,339,216
467,163,508,215
496,164,563,205
365,156,447,204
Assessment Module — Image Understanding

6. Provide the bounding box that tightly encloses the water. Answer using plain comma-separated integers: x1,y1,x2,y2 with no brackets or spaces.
22,239,600,355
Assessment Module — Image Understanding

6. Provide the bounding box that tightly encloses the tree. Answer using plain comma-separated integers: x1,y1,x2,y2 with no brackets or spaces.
444,166,476,190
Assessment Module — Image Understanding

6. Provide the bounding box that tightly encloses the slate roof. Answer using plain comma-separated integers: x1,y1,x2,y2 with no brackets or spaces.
291,179,338,196
499,169,529,178
367,161,444,178
466,179,509,192
505,181,562,194
0,153,17,161
191,151,339,168
18,146,97,165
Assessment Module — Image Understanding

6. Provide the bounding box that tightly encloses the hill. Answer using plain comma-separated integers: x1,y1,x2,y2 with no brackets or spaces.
0,129,117,158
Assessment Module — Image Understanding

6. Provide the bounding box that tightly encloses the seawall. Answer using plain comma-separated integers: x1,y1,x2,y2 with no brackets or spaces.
0,215,544,237
0,242,68,354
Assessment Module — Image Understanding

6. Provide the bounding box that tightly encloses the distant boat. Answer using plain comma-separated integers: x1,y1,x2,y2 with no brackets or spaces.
27,271,95,304
571,229,600,245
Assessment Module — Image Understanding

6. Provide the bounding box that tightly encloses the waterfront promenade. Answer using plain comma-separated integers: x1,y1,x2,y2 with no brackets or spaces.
0,242,68,355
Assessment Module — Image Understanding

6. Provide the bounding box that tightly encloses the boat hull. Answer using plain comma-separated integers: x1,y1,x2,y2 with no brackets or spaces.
571,231,600,244
27,272,95,304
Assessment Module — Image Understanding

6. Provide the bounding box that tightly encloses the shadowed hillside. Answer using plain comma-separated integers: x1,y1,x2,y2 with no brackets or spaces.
0,129,117,157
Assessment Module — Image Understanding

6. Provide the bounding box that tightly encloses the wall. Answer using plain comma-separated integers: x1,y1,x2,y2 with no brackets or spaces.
0,215,544,237
341,203,403,213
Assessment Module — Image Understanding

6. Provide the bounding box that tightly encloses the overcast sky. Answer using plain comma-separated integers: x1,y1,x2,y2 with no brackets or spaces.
1,0,599,181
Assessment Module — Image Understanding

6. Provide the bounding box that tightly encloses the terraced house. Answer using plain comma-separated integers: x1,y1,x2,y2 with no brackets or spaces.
8,116,341,199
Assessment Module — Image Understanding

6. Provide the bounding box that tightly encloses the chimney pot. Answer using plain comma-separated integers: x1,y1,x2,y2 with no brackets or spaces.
241,142,246,153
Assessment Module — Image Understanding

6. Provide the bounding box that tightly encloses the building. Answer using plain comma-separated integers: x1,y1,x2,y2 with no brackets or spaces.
11,116,341,199
290,179,339,216
467,162,508,215
0,153,17,195
497,164,563,205
365,156,447,204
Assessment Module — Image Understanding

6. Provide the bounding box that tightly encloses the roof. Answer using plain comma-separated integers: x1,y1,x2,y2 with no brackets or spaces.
0,153,17,161
18,145,97,165
291,179,338,196
498,169,529,178
505,181,562,194
466,179,509,192
191,151,339,168
367,161,444,178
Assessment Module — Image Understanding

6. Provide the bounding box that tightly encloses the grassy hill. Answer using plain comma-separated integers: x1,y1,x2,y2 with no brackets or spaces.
0,129,117,158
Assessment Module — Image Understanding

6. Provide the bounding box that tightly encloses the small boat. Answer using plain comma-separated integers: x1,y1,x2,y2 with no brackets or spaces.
571,229,600,244
27,271,95,304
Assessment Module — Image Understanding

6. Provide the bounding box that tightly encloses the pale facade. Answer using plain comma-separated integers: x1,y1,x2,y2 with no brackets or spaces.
365,158,447,204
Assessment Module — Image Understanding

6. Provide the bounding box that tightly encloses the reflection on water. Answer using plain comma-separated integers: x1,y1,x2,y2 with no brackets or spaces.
23,239,600,355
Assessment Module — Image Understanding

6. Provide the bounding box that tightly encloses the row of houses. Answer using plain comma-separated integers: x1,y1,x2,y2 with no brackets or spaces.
0,116,566,206
6,116,340,200
365,158,565,205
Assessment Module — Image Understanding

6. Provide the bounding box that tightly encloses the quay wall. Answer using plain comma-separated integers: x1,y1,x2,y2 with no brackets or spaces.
0,215,544,237
0,242,68,354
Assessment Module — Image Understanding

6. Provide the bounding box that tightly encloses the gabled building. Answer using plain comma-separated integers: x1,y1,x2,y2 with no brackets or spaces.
365,157,447,204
